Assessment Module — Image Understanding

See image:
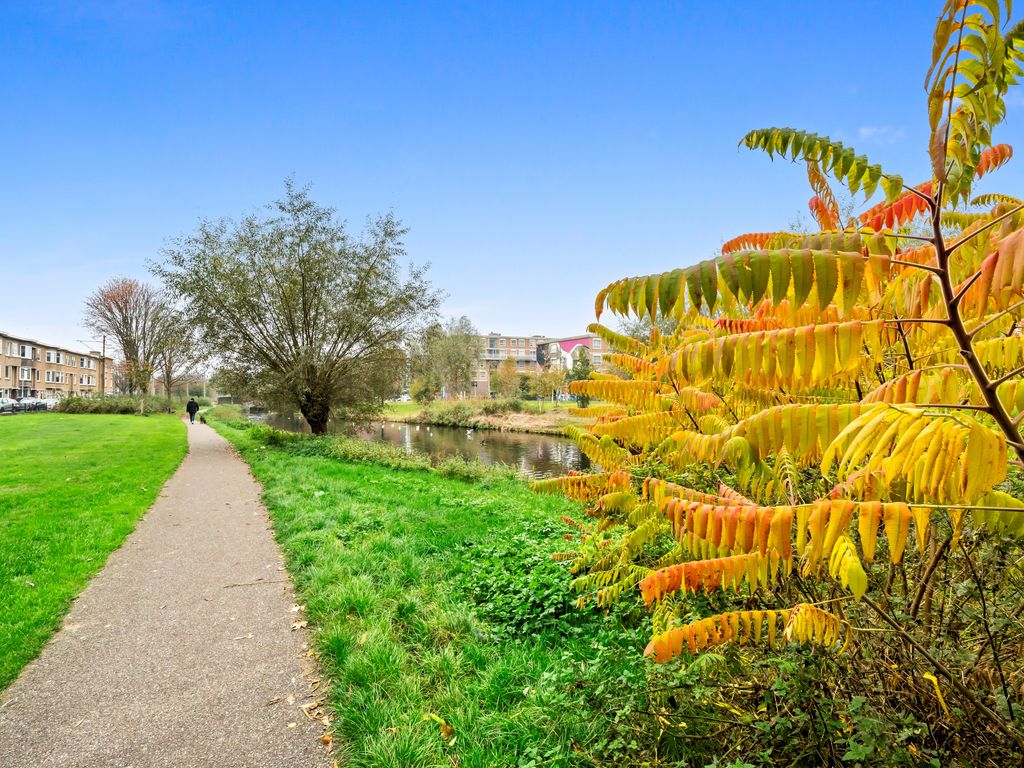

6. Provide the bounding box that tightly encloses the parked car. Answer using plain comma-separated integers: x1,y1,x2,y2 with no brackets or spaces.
17,397,46,411
41,398,59,409
0,397,16,413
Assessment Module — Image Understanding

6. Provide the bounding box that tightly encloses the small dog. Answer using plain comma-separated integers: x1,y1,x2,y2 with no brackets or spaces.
199,415,207,424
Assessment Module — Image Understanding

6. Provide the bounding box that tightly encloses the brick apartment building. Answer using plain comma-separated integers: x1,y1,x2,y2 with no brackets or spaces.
470,331,612,397
0,331,114,399
470,333,546,397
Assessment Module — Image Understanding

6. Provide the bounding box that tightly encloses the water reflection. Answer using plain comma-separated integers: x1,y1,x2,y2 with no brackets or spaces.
255,413,590,478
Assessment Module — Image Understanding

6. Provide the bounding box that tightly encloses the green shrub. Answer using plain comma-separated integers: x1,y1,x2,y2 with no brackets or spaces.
409,376,438,404
458,520,581,637
54,396,161,415
220,418,254,431
436,455,487,483
324,438,431,471
480,398,523,416
205,404,242,421
421,402,475,426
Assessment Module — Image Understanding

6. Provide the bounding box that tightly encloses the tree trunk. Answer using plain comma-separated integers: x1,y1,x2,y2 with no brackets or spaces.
299,389,331,435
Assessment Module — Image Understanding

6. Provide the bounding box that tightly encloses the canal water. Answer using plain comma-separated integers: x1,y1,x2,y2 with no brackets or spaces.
255,413,590,478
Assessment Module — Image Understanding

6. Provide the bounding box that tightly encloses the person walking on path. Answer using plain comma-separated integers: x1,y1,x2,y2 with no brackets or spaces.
186,397,200,424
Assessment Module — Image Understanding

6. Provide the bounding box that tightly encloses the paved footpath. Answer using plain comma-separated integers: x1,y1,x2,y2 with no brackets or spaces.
0,420,331,768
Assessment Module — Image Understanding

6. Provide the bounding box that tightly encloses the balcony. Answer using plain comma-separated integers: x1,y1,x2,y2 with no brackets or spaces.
481,350,536,361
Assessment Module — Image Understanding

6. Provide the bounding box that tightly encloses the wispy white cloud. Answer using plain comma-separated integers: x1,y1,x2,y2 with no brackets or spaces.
856,126,906,145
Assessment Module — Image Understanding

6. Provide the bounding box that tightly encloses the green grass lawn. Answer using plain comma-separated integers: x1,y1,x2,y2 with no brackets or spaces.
213,421,652,768
383,401,423,418
0,413,187,689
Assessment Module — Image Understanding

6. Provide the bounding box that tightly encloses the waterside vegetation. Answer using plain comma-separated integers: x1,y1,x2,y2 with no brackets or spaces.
384,398,582,436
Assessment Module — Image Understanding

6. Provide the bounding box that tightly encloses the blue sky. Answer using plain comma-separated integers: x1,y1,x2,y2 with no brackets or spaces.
2,0,1023,350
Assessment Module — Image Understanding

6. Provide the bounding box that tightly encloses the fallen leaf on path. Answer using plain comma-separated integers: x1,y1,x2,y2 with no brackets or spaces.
291,620,308,630
289,604,303,613
265,696,284,706
321,733,332,746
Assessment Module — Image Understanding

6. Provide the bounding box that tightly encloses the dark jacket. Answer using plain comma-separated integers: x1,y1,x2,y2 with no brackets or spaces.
186,400,200,415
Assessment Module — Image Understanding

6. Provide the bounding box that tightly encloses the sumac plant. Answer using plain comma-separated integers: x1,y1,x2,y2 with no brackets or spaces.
534,1,1024,759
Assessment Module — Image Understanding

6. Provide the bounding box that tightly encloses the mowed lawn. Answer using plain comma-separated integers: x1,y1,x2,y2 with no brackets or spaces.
0,413,187,689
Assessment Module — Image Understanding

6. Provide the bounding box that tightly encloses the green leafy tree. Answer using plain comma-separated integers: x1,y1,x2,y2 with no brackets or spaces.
154,182,440,434
408,375,438,404
412,316,480,400
492,358,519,397
536,367,566,402
518,372,535,398
564,348,593,407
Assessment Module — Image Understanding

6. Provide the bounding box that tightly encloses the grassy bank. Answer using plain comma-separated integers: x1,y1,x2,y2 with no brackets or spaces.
212,419,659,767
384,398,582,436
0,413,187,689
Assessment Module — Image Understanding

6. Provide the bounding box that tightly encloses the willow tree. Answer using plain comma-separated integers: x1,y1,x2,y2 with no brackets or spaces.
155,183,440,433
535,1,1024,757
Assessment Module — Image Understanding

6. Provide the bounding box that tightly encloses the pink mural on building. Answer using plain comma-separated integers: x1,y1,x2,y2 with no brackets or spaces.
558,337,591,354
